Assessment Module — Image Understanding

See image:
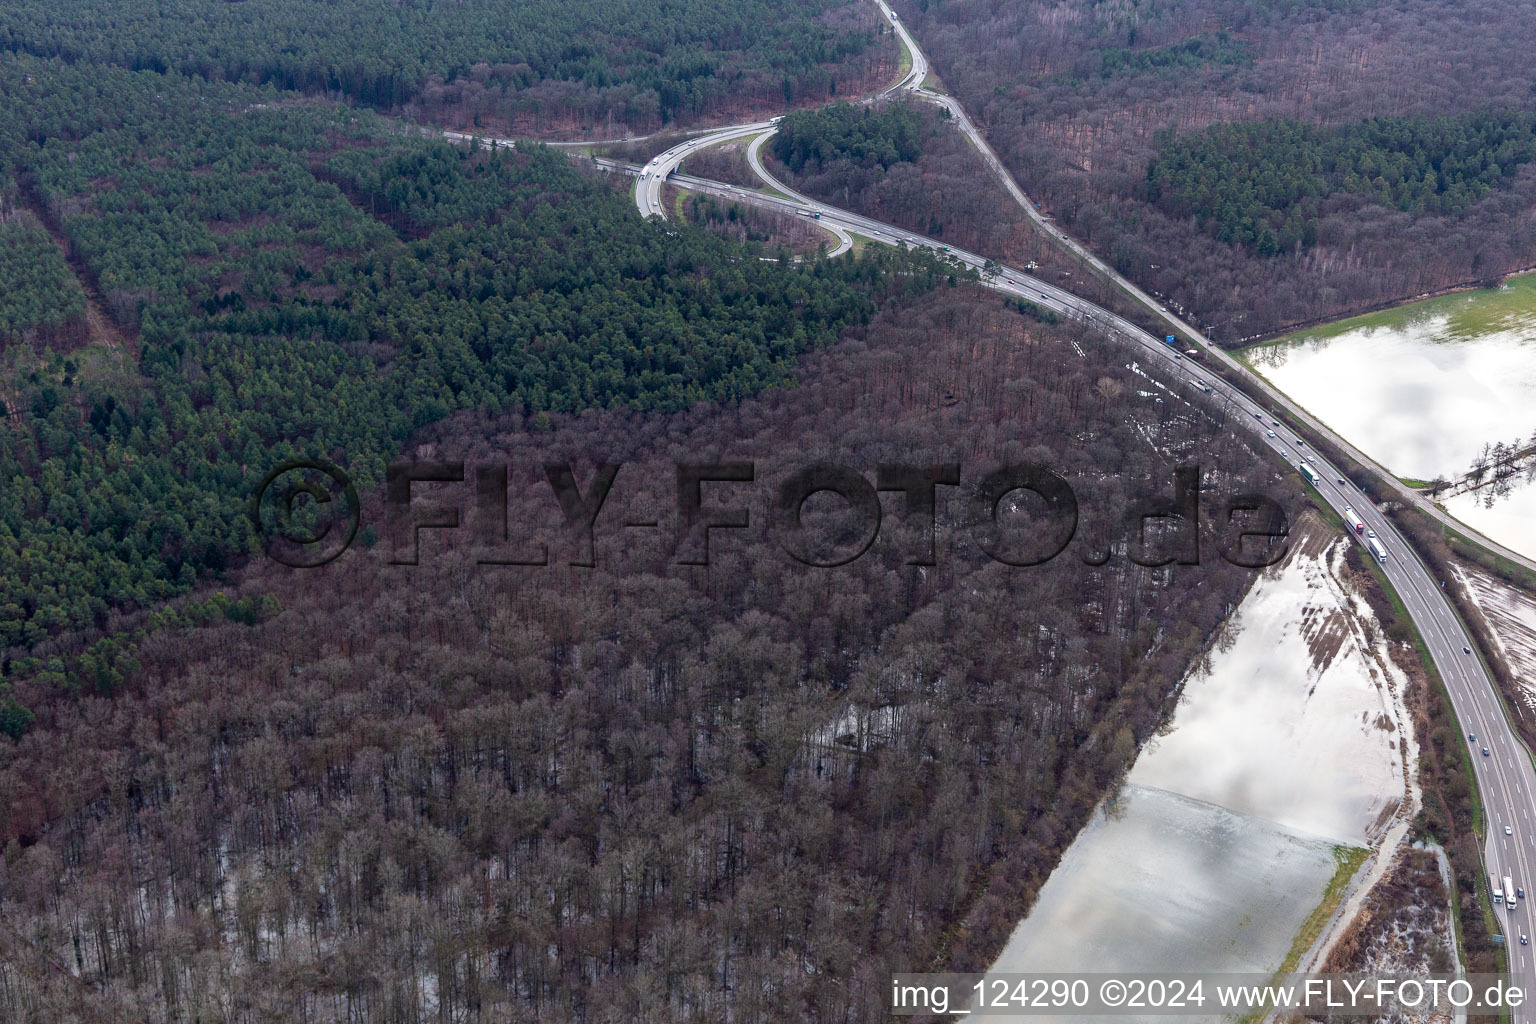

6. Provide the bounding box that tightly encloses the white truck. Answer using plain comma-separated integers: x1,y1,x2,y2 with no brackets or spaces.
1367,537,1387,564
1508,876,1518,910
1343,506,1366,536
1496,877,1507,902
1299,462,1321,487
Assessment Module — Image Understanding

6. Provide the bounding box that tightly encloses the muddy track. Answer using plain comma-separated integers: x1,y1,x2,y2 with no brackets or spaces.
17,185,133,355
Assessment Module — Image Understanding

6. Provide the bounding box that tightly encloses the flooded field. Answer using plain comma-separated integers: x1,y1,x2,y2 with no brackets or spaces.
1442,483,1536,558
1129,531,1412,847
1242,273,1536,557
991,784,1341,977
985,523,1416,1011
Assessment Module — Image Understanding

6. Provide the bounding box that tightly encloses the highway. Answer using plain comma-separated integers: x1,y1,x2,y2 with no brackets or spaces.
630,0,926,226
874,0,928,94
849,25,1536,579
634,120,777,220
456,0,1536,998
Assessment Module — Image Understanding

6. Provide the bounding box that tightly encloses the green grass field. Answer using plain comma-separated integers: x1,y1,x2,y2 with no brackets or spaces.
1246,270,1536,353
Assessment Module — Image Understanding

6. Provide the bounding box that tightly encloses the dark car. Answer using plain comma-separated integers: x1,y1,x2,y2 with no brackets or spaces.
1465,646,1472,655
1484,747,1492,756
1337,478,1345,485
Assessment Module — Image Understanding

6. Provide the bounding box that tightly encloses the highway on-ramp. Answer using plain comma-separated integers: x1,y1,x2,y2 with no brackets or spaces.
634,120,777,220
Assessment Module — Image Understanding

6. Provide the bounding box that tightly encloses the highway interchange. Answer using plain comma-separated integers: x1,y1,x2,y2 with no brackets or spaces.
463,0,1536,1003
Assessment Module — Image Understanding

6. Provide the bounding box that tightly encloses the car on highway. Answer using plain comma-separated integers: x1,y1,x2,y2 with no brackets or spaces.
1523,934,1529,946
1266,431,1276,438
1471,733,1477,741
1484,747,1492,756
1465,646,1473,655
1337,478,1345,485
1367,529,1376,539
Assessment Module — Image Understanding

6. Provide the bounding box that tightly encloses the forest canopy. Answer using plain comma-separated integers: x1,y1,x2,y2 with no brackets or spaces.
894,0,1536,339
0,56,948,664
0,0,876,125
1084,32,1251,81
0,288,1282,1021
771,99,925,174
1147,111,1536,255
0,217,87,345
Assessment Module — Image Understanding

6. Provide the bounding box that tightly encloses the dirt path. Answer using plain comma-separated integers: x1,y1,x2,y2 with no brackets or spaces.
18,194,132,355
0,380,20,425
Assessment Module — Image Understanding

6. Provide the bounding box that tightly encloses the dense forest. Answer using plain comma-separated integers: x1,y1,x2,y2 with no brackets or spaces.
0,55,950,679
0,0,884,132
1147,112,1536,256
893,0,1536,340
0,287,1287,1022
1091,32,1252,81
770,99,926,173
0,214,87,347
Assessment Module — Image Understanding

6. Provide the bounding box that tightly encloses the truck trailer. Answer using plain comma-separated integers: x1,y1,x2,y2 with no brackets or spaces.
1343,506,1366,535
1508,876,1518,910
1367,537,1387,564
